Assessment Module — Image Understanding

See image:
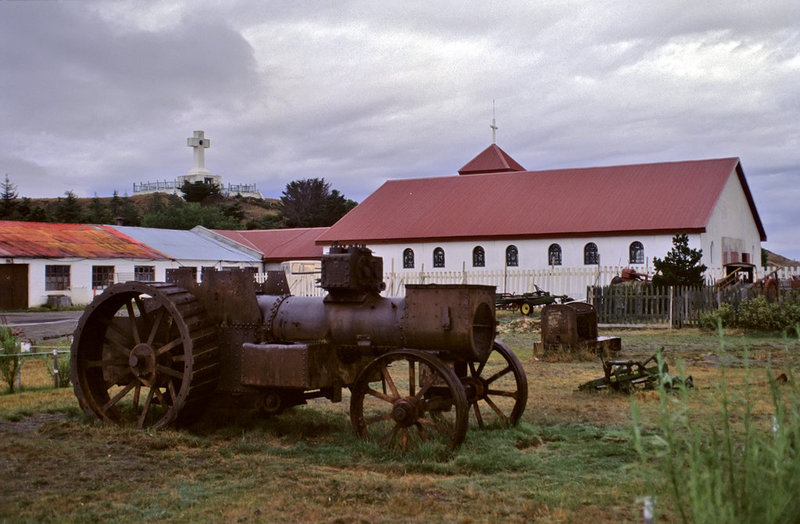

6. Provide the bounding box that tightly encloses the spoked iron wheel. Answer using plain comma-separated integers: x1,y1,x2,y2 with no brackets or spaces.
462,340,528,428
71,282,220,429
350,349,468,452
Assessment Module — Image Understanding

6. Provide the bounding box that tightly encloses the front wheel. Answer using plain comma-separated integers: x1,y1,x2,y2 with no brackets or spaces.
462,340,528,428
350,349,469,453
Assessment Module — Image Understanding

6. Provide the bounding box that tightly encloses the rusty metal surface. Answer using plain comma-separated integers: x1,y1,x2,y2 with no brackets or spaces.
70,245,525,453
320,245,385,301
242,343,323,389
404,284,496,361
259,271,290,295
0,220,167,259
70,281,220,428
258,284,496,362
541,302,598,346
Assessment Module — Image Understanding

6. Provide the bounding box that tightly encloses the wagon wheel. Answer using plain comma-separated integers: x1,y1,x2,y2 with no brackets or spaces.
350,349,469,452
71,282,220,429
462,340,528,428
519,301,533,316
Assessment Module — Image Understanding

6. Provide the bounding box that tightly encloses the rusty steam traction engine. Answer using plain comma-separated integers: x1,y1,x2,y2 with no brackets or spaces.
71,246,528,451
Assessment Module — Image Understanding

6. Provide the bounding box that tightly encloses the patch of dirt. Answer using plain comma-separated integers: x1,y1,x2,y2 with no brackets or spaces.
0,412,66,434
498,316,540,334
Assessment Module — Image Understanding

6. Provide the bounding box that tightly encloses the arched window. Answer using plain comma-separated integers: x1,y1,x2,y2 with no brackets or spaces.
403,248,415,269
548,244,562,266
505,245,519,267
433,247,445,268
584,242,599,265
629,241,644,264
472,246,485,267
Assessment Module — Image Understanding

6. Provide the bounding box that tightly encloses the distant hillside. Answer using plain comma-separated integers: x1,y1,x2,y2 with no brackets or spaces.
18,193,280,228
765,249,799,268
122,193,281,224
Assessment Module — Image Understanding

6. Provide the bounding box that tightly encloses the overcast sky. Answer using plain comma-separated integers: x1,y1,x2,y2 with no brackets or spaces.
1,1,798,259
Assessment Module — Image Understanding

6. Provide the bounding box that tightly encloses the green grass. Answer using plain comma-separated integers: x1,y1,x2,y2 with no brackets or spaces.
1,325,799,522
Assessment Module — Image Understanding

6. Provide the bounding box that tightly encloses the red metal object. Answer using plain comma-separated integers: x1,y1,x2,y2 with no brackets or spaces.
611,268,648,284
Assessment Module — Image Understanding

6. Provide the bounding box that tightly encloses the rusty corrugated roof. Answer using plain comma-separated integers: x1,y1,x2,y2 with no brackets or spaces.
458,144,526,175
0,221,168,259
212,227,327,261
317,157,766,244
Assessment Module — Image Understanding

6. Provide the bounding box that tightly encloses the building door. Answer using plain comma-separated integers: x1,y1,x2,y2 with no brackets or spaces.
0,264,29,310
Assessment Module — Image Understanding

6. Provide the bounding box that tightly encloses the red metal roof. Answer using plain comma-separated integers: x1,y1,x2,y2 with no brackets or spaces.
458,144,526,175
212,227,327,261
317,157,766,244
0,221,168,259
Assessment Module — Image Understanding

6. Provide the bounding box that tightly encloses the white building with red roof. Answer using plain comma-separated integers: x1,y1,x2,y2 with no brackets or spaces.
317,144,766,288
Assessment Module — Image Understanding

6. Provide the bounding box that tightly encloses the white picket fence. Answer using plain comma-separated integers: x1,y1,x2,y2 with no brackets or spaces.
271,265,800,300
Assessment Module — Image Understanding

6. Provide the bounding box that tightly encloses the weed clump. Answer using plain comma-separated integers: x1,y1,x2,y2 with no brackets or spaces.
633,351,800,523
0,325,22,393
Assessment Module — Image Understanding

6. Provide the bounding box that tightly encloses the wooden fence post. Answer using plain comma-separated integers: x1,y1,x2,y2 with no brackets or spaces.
669,286,674,329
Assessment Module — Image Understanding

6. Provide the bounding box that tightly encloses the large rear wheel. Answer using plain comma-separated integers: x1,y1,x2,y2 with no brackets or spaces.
71,282,220,429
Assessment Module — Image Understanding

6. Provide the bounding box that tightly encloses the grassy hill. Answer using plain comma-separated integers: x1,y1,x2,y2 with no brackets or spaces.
765,249,799,268
18,192,281,228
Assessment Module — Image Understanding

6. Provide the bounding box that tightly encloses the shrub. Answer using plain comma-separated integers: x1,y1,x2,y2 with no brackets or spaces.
700,295,800,335
699,302,736,331
45,352,71,388
0,325,22,393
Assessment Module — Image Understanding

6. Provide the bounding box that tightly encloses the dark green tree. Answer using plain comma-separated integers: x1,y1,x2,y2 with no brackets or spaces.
1,175,18,219
109,191,142,226
181,181,222,205
277,178,357,227
83,194,113,224
245,214,281,230
142,200,241,230
14,197,46,222
145,193,168,215
52,191,84,223
221,200,245,222
652,233,707,287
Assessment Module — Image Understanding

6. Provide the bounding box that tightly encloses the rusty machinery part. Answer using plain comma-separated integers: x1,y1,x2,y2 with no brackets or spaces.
263,293,291,342
257,285,496,363
320,244,386,301
71,282,220,429
349,349,469,452
255,388,306,416
578,351,693,393
460,340,528,428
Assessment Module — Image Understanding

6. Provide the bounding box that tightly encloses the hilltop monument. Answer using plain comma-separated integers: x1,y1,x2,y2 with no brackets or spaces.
178,131,223,187
133,130,262,198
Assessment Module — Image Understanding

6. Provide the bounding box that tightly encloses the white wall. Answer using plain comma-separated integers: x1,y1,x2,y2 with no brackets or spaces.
367,169,764,280
370,234,682,275
16,257,262,308
701,170,763,272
